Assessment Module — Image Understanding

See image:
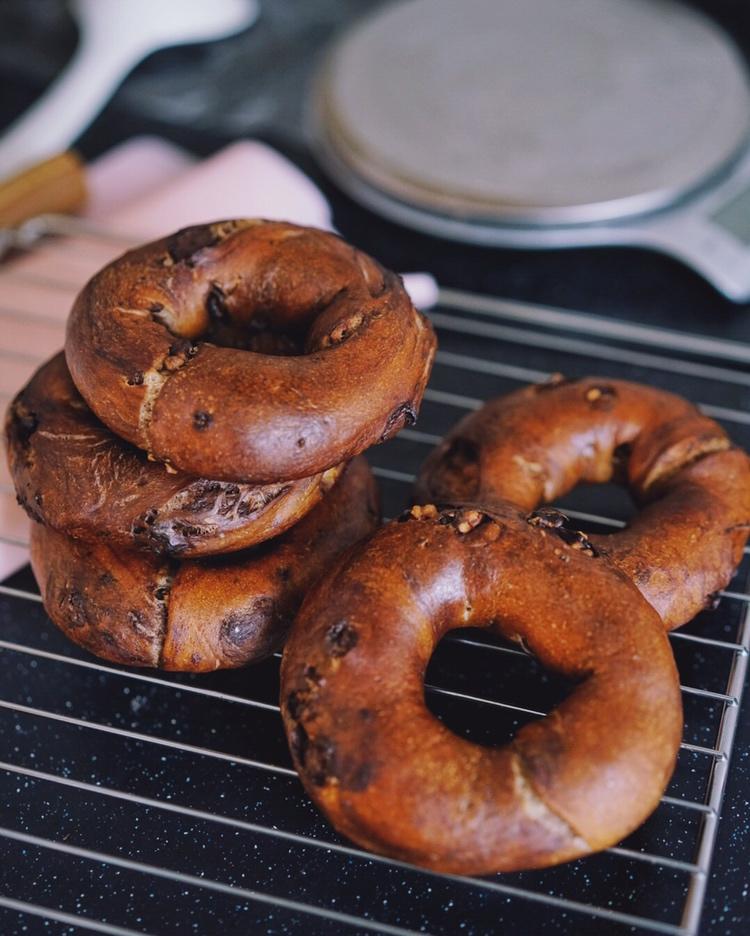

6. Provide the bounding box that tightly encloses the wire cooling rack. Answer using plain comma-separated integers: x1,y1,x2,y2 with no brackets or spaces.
0,222,748,935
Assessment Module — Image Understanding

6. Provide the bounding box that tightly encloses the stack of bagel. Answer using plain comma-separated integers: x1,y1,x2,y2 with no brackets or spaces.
7,219,750,877
5,220,436,671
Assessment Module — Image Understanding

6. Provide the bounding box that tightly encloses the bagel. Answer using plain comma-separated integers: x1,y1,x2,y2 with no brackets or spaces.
30,458,379,671
6,353,341,558
65,220,436,483
280,503,682,875
416,377,750,629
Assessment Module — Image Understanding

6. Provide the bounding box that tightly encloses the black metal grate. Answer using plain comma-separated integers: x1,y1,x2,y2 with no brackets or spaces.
0,225,748,934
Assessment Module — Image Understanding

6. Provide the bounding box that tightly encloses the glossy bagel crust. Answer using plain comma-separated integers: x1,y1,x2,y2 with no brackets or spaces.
280,503,682,875
416,377,750,629
6,353,341,558
30,458,379,671
65,220,436,483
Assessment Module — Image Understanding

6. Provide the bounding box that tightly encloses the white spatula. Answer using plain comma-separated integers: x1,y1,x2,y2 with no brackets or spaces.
0,0,259,223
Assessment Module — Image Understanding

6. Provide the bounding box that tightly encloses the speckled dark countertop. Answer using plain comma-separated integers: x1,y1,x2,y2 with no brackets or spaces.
0,2,749,934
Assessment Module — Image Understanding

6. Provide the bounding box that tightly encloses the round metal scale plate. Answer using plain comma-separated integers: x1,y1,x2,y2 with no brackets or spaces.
312,0,750,230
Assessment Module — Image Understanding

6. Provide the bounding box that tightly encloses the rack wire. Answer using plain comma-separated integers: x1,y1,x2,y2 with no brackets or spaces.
0,220,748,935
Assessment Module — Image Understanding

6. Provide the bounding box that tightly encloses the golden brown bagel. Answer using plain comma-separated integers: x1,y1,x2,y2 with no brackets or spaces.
416,377,750,629
31,458,379,671
6,353,341,557
280,503,682,875
65,220,436,483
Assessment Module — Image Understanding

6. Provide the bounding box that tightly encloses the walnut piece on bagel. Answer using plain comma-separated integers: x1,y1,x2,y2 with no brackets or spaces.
6,353,342,558
65,220,436,483
416,376,750,629
281,503,682,875
30,457,379,671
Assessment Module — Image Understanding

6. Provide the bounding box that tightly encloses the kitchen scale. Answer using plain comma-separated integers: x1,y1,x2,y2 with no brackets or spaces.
312,0,750,302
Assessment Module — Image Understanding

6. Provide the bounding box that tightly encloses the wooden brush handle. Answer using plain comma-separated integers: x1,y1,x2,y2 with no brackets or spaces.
0,151,87,228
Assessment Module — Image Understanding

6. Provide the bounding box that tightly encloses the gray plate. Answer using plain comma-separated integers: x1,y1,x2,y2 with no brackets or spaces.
313,0,750,227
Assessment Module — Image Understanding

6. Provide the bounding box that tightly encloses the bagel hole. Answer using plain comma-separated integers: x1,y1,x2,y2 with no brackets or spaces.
551,480,637,527
157,282,308,357
203,316,306,357
158,278,363,358
424,627,573,749
198,276,370,357
199,281,355,358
